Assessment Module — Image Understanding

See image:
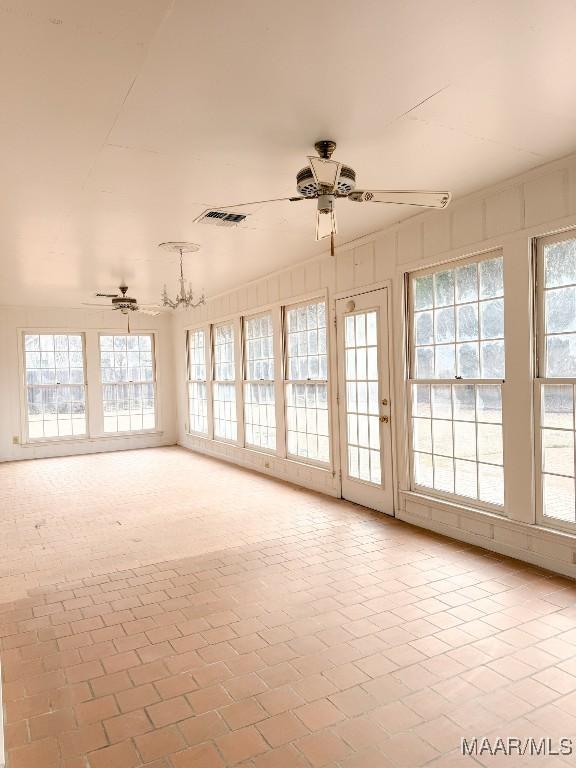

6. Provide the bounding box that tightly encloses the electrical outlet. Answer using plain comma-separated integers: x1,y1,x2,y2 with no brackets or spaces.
12,436,19,445
264,461,270,469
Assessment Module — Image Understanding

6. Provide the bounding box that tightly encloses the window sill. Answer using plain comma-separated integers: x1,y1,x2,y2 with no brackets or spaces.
21,431,164,447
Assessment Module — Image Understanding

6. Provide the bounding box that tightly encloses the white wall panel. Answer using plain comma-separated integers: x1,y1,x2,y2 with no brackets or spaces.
353,243,375,287
396,222,423,265
423,214,450,259
524,169,569,227
451,198,484,248
485,185,524,237
374,232,397,283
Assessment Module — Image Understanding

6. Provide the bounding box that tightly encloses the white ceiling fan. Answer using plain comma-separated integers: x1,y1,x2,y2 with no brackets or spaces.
194,140,452,255
83,285,161,330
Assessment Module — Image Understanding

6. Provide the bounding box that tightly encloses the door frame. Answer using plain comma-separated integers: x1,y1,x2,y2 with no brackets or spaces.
331,280,397,515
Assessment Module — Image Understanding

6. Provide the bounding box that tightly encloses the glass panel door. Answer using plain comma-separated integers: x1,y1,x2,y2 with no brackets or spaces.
344,311,381,485
336,287,394,514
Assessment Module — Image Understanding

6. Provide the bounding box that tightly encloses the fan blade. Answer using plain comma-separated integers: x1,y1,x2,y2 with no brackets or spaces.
210,196,306,210
82,302,111,308
95,293,118,298
308,156,342,191
137,308,160,316
348,190,451,208
315,208,337,241
138,304,162,310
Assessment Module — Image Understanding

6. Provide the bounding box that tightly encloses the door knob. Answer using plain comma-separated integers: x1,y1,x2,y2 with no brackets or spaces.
379,415,389,423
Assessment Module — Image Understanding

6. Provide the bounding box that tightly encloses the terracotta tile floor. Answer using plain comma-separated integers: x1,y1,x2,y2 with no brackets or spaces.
1,447,576,767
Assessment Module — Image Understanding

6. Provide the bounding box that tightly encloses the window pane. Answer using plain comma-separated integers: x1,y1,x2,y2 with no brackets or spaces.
543,474,575,523
243,315,275,450
544,239,576,289
100,335,155,433
412,255,504,380
546,286,576,335
285,301,329,464
286,382,329,463
455,263,478,303
434,308,455,343
542,428,574,476
188,330,206,381
456,304,478,341
546,335,576,377
244,315,274,381
479,257,504,299
434,270,454,307
542,384,573,429
411,382,503,507
24,334,87,440
244,382,276,450
414,275,433,310
213,382,237,441
188,382,208,435
285,300,327,383
415,311,433,346
479,464,504,505
214,324,235,381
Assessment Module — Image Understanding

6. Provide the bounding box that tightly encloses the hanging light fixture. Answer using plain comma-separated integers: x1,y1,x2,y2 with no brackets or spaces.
158,241,206,309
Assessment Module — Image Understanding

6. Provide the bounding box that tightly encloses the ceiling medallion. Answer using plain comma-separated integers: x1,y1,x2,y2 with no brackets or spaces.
158,242,206,310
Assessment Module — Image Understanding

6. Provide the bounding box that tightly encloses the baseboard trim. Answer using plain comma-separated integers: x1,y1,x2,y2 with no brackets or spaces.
397,503,576,580
177,437,340,497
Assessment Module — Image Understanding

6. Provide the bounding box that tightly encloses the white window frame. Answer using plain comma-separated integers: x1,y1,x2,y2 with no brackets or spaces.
534,229,576,533
20,330,89,444
407,250,506,514
283,297,331,468
186,327,210,437
211,319,242,445
98,332,158,435
242,311,277,454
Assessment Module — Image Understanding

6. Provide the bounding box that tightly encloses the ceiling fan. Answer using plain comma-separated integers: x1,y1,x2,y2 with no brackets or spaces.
194,140,452,256
83,285,161,330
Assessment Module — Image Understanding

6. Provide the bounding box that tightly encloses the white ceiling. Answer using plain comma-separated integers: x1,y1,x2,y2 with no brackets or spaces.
2,0,576,308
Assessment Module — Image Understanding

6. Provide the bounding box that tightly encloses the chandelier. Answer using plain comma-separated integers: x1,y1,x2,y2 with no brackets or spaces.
159,242,206,310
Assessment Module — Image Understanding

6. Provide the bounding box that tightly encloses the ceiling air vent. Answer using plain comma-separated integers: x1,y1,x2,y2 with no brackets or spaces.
194,209,249,226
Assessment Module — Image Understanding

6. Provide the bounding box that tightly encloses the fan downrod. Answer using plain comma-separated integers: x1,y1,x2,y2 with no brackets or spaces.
314,140,337,159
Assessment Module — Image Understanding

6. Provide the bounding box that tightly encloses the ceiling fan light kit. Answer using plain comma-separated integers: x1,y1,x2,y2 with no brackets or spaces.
193,140,452,257
158,242,206,310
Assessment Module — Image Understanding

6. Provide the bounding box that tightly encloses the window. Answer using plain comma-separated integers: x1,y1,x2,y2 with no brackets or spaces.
23,333,87,439
100,334,156,433
187,329,208,435
536,233,576,527
213,323,237,441
244,313,276,450
285,299,329,463
409,253,505,506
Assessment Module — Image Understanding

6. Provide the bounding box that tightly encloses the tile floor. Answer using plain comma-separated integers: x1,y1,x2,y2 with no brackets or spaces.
1,447,576,768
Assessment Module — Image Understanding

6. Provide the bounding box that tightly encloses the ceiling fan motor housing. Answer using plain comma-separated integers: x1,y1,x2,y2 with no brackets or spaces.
112,295,137,312
296,164,356,198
